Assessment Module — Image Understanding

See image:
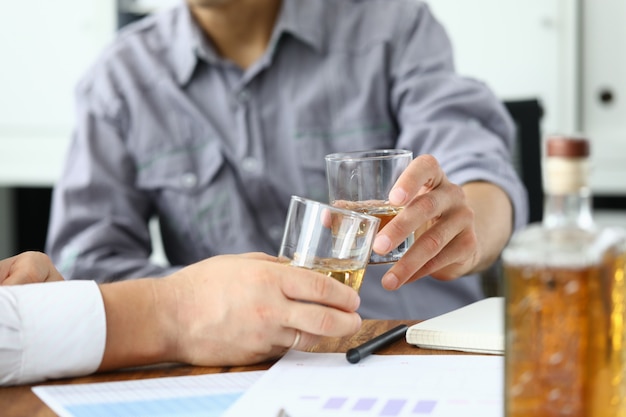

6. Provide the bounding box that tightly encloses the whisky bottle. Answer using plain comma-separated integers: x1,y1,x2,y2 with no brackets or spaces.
502,135,626,417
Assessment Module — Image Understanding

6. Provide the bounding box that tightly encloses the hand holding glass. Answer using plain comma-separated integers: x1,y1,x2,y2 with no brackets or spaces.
325,149,413,264
278,196,380,293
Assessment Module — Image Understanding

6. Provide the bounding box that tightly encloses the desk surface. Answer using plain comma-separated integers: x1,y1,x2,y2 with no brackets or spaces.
0,319,472,417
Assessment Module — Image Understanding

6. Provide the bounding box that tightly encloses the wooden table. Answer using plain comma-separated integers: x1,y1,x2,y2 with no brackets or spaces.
0,320,471,417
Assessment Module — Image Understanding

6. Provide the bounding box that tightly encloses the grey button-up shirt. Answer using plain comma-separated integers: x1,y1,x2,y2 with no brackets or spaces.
47,0,528,319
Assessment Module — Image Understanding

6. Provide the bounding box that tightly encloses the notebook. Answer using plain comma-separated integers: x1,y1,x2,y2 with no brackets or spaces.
406,297,504,355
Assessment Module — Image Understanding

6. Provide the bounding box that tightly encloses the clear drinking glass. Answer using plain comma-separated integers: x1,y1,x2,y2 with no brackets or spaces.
325,149,413,264
278,196,380,293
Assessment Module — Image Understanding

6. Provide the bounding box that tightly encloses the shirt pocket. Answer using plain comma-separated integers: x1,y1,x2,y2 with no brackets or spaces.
134,136,233,258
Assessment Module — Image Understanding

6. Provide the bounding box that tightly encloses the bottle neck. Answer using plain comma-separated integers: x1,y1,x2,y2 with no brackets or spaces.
543,187,594,230
542,156,594,230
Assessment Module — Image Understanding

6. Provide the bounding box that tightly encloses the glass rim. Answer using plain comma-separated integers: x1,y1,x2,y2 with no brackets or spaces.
325,149,413,162
289,195,381,225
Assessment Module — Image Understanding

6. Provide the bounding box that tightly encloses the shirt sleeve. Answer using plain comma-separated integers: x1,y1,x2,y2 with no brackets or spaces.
390,2,529,231
0,281,106,386
45,73,177,282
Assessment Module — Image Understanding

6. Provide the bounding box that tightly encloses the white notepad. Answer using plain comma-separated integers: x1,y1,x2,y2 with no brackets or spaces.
406,297,504,355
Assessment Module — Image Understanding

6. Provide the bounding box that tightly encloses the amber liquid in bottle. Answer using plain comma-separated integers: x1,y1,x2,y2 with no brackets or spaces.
505,241,626,417
503,135,626,417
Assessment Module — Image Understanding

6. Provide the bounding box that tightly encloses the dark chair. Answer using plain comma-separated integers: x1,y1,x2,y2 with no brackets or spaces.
117,0,149,29
504,99,544,224
482,98,544,297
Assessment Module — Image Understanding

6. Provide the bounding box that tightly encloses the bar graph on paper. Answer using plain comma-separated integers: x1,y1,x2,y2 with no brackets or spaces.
281,394,501,416
33,353,504,417
32,370,264,417
222,351,504,417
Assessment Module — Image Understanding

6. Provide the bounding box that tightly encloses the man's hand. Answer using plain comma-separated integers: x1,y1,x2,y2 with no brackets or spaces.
157,253,363,366
372,154,513,290
0,251,65,285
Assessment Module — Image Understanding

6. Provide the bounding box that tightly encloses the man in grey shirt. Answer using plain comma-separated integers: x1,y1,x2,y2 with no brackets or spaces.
47,0,528,320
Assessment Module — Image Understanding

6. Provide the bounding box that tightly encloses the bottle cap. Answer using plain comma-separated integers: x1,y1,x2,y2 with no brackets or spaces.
546,135,590,158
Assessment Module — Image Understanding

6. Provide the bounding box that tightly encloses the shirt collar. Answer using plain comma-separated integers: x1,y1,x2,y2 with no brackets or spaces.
274,0,325,54
170,3,220,86
170,0,326,86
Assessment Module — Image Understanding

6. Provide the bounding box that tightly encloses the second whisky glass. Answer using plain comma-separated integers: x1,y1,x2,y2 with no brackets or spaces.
278,196,380,293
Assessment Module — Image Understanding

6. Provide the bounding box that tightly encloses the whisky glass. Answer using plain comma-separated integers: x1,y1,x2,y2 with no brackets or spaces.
325,149,413,263
278,196,380,293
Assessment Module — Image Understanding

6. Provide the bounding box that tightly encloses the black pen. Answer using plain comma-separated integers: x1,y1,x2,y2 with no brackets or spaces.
346,324,409,364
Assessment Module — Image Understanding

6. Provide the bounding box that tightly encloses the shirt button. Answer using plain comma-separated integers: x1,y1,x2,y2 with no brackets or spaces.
269,225,284,242
180,173,198,189
241,157,260,175
237,89,250,103
467,118,482,127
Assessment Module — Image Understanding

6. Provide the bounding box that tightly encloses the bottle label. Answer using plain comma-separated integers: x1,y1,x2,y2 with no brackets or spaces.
544,158,589,194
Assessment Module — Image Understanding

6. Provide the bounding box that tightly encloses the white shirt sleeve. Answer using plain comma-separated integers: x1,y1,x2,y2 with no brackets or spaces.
0,280,106,386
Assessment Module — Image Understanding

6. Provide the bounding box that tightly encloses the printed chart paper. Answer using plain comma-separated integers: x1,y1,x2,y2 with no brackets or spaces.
32,370,264,417
222,351,503,417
